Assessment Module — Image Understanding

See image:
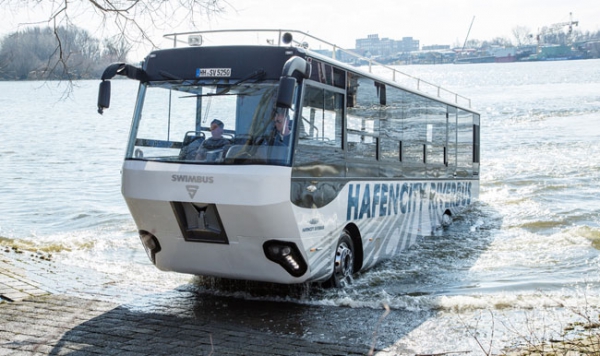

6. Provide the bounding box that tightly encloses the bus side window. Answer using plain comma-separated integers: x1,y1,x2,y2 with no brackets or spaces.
456,109,475,176
298,86,342,148
294,85,344,176
346,76,381,162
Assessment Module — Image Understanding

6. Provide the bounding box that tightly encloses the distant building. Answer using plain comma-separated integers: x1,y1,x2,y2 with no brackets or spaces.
422,44,451,51
355,34,420,57
355,34,381,56
398,37,420,53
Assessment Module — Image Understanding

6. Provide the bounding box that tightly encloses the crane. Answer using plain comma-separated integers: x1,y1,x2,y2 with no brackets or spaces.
535,12,579,51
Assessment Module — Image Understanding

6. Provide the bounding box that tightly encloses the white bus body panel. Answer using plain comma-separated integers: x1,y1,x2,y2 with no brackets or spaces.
122,160,312,284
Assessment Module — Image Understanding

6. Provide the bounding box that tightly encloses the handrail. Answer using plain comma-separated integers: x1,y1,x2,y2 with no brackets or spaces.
163,29,472,109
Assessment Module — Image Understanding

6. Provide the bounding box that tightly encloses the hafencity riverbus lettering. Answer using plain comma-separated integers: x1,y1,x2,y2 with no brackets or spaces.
346,181,473,221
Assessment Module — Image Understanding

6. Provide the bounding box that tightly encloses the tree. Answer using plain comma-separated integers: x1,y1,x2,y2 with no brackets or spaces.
0,26,131,80
512,26,533,46
103,36,132,63
488,37,513,47
465,39,482,48
0,27,59,79
0,0,227,80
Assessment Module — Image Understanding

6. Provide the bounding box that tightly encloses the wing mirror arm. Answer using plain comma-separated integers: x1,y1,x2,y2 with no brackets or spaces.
276,56,311,109
97,62,146,115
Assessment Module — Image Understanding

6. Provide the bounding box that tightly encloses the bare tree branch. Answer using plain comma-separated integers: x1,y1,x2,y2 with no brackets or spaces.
0,0,228,69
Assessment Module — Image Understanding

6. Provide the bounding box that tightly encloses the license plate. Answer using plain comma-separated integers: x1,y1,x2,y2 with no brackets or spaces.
196,68,232,77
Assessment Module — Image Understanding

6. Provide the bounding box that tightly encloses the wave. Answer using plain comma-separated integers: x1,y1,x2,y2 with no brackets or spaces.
0,235,94,253
172,276,600,315
0,222,138,254
566,225,600,250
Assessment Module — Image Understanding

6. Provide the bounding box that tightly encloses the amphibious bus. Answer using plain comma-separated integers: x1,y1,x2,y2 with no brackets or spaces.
97,30,480,287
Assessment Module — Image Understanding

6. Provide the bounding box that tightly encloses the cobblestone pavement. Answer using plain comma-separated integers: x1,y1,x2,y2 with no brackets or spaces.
1,295,374,355
0,250,404,355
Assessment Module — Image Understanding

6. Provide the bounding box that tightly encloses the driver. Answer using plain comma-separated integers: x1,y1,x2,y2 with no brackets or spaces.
273,108,291,146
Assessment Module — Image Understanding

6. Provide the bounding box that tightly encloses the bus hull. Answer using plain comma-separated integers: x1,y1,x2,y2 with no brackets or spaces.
122,160,478,284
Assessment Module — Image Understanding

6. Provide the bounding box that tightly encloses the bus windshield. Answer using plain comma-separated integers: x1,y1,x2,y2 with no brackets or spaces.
127,81,296,166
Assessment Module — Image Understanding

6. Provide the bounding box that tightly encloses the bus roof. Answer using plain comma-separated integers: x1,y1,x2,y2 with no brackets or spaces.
162,29,474,110
144,45,305,82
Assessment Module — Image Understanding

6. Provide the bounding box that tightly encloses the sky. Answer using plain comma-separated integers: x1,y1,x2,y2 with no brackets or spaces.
1,0,599,61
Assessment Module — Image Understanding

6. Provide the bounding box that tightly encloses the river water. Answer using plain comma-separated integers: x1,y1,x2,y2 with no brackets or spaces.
1,59,599,354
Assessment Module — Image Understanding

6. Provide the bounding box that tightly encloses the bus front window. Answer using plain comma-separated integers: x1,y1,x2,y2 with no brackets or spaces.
127,81,296,166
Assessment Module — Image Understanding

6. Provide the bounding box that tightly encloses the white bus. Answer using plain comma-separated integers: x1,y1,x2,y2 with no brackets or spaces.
97,30,480,287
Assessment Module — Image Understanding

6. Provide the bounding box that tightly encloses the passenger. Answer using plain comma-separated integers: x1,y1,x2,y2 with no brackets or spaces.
273,108,292,146
195,119,231,160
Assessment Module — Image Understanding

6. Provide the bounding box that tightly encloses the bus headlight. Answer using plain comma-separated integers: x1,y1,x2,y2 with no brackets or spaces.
139,230,161,265
263,241,307,277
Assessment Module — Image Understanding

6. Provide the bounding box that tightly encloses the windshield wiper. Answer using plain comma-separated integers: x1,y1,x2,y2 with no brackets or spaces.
181,69,267,98
215,69,266,95
180,69,267,98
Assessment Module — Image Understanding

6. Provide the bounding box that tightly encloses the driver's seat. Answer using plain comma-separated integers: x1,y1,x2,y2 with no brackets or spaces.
179,131,205,160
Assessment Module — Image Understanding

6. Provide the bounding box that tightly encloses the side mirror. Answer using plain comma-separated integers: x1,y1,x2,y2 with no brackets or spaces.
276,77,296,109
97,80,111,114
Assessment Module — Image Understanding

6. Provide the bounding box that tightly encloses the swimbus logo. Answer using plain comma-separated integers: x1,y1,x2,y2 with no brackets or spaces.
346,181,472,221
171,174,214,184
186,185,199,199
